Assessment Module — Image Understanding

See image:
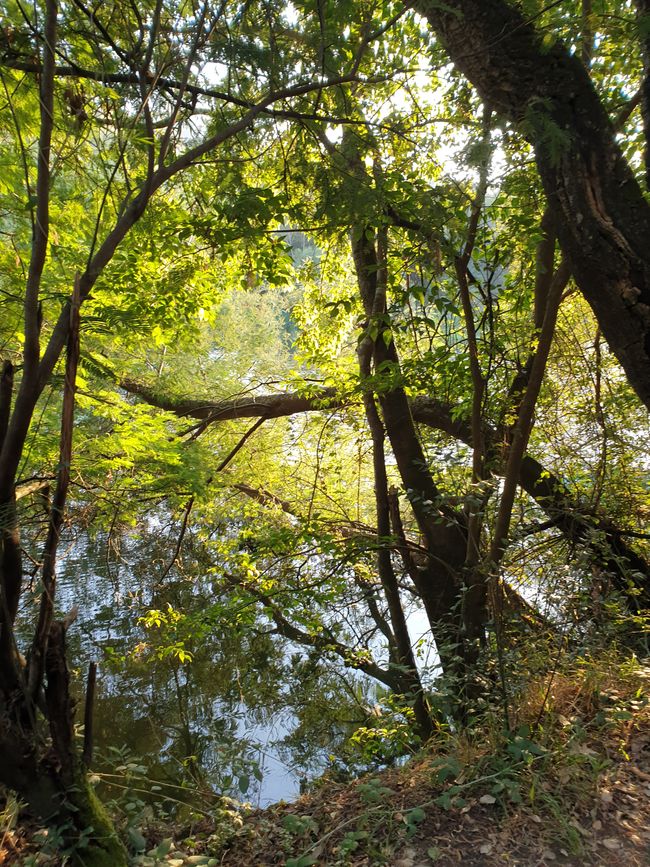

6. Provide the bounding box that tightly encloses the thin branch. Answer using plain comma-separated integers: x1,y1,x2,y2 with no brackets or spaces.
214,416,266,473
455,106,492,570
156,496,194,586
27,274,81,701
22,0,57,383
488,259,571,572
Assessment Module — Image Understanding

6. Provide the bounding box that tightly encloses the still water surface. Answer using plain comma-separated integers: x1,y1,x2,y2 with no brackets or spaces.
24,531,308,807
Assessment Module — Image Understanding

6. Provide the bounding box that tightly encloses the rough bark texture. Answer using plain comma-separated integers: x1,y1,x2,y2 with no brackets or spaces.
0,622,127,866
414,0,650,411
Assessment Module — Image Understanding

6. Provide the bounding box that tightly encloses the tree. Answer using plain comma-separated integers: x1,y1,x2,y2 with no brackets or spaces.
1,0,649,854
413,0,650,410
0,0,393,856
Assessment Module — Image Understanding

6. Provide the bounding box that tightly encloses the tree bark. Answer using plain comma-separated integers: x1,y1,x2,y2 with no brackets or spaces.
358,305,434,740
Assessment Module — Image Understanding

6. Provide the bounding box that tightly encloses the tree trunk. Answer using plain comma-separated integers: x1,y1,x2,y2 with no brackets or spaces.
0,622,127,866
0,284,127,863
351,225,470,682
358,316,435,741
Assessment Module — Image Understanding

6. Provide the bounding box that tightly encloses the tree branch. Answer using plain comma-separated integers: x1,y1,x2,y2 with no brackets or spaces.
27,276,81,701
117,378,650,605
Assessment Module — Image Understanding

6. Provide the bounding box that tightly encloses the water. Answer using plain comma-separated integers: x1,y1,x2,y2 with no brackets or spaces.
18,519,435,809
19,529,316,807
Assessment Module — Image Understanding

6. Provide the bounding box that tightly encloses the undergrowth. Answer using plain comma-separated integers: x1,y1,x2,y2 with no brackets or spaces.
2,650,649,865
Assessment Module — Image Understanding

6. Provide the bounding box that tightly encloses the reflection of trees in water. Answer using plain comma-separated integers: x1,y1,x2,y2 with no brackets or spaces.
16,524,375,804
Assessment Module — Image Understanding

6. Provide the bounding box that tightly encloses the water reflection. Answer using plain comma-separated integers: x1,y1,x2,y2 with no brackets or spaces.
19,529,318,806
18,511,435,811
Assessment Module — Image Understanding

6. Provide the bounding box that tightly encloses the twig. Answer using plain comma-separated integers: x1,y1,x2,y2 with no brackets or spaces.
82,661,97,766
215,415,267,473
157,496,194,586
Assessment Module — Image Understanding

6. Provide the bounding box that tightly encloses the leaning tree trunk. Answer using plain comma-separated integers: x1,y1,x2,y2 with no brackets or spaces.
414,0,650,411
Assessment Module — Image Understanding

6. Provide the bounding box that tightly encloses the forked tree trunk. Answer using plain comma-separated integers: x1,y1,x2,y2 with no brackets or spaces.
350,225,472,689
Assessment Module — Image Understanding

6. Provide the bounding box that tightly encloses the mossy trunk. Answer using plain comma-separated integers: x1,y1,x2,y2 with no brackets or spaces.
25,765,127,867
0,725,127,866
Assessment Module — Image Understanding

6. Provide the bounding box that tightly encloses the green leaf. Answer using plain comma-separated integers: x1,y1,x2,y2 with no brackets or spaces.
406,806,426,824
126,827,146,853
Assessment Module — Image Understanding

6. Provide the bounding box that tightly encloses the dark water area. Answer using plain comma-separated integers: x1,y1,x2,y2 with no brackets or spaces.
18,529,318,808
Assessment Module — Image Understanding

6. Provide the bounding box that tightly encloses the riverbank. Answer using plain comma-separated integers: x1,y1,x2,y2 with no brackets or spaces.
3,658,649,866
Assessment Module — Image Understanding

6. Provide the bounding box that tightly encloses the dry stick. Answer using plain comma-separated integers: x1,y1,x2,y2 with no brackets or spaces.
244,581,399,690
82,660,97,766
14,477,51,501
496,208,556,461
234,482,295,516
388,488,424,585
27,274,81,702
157,416,267,587
483,255,569,726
